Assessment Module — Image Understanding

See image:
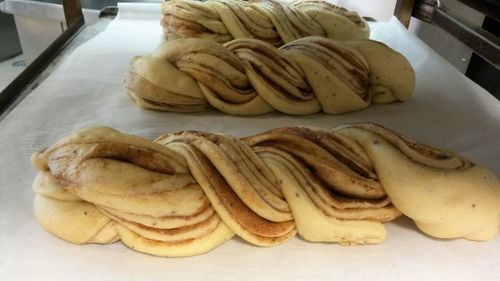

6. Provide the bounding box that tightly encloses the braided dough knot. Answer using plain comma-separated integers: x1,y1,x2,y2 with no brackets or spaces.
32,124,500,257
161,0,370,45
125,37,415,115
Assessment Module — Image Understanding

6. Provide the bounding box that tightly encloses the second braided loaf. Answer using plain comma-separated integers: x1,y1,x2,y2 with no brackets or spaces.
125,36,415,115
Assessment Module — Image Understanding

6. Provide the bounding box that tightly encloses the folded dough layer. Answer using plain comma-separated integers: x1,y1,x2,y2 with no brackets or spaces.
337,123,500,241
32,127,234,257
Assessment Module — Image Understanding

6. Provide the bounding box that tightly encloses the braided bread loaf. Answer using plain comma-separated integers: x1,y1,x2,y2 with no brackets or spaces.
161,0,369,46
32,124,500,257
125,37,415,115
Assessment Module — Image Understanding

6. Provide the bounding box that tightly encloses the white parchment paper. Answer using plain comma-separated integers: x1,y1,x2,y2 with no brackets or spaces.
1,4,499,281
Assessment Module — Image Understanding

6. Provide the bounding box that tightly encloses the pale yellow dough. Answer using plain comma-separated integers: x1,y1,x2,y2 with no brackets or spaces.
345,40,415,103
34,194,118,244
264,157,386,244
338,126,500,241
115,222,234,258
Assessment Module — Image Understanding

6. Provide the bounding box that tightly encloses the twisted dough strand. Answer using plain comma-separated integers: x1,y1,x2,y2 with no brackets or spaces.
161,0,369,45
125,36,415,115
32,124,500,257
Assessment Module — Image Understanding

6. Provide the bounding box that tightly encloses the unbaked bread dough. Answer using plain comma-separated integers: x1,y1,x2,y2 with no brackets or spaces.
31,124,499,257
125,37,415,115
161,0,370,45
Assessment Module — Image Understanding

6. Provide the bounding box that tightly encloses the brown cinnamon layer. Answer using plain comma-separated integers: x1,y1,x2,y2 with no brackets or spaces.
243,127,384,199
